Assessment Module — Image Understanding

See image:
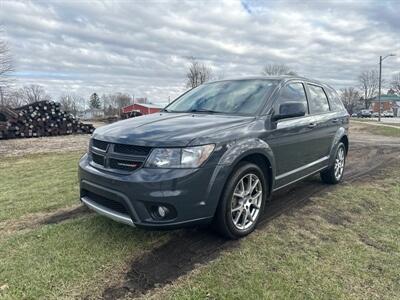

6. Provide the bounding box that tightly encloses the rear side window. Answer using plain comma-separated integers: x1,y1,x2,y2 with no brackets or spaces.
274,82,308,115
325,87,345,111
307,84,330,114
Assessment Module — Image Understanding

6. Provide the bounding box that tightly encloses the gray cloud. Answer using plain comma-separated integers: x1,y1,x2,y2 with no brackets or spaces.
0,0,399,104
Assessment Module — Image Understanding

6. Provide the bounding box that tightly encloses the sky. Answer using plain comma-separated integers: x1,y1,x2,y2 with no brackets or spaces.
0,0,399,105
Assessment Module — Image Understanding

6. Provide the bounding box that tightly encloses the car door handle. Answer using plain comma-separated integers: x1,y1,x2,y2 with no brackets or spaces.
332,118,339,123
308,122,317,128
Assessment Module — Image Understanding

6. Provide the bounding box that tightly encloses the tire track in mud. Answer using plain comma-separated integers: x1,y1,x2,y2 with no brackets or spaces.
40,205,90,225
101,143,399,300
0,205,91,237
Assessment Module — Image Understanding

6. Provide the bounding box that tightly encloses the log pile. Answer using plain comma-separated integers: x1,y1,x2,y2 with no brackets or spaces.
0,101,95,139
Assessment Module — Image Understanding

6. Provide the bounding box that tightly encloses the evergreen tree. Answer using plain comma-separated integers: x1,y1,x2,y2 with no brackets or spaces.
89,92,101,109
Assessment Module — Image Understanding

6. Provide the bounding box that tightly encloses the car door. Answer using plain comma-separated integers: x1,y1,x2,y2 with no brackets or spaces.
266,81,319,188
304,83,337,162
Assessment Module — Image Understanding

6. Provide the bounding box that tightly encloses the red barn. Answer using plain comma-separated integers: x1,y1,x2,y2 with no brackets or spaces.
122,103,162,117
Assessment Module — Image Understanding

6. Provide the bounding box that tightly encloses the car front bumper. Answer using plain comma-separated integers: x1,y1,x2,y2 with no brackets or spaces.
78,154,230,229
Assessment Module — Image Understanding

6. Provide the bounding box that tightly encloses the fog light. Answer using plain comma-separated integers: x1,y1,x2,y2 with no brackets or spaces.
158,206,169,218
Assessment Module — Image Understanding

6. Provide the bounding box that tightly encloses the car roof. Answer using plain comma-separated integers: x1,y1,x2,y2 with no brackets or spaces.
207,75,331,89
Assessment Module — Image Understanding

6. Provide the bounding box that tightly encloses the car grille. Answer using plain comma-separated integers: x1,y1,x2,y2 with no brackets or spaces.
92,139,108,151
90,138,151,173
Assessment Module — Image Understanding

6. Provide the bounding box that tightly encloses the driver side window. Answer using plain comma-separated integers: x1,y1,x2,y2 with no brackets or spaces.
274,83,309,116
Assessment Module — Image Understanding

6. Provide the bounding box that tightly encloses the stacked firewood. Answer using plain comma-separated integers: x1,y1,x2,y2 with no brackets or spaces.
0,101,95,139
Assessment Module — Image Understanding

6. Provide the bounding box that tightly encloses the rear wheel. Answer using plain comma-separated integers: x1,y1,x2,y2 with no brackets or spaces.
320,142,346,184
214,162,267,239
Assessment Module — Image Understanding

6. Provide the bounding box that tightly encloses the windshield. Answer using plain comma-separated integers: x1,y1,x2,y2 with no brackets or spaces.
166,79,278,115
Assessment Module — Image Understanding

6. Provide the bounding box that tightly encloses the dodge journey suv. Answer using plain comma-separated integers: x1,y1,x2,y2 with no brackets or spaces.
79,76,349,239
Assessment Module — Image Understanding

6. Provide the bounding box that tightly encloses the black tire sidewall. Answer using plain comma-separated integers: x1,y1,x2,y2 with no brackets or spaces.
218,162,268,238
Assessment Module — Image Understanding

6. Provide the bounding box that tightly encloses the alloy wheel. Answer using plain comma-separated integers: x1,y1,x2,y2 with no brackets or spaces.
334,147,345,180
230,173,262,230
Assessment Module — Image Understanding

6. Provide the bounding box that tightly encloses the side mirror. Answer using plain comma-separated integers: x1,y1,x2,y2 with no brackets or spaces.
272,102,306,121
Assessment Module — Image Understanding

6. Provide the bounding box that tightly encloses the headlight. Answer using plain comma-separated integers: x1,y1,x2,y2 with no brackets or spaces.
145,144,215,168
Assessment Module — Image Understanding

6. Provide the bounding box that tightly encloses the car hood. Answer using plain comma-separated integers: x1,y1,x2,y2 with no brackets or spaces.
93,113,254,147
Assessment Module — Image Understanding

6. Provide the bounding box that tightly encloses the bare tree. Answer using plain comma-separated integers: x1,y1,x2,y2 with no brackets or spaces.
59,94,84,117
0,32,14,106
100,93,131,116
6,89,25,108
391,72,400,95
261,63,297,76
115,93,131,110
340,87,360,114
185,57,213,88
358,70,379,108
19,84,51,104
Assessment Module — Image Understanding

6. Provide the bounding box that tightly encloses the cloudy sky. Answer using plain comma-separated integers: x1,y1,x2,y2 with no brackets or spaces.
1,0,399,105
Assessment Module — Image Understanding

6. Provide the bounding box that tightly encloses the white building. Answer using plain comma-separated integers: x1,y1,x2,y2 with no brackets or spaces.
78,108,104,120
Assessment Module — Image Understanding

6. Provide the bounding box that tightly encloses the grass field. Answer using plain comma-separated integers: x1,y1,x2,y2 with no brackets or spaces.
0,152,83,222
0,152,169,299
351,118,400,127
351,121,400,137
361,125,400,137
0,150,399,299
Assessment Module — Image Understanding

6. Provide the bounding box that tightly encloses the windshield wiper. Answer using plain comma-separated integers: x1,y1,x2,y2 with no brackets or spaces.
189,108,221,114
160,108,169,112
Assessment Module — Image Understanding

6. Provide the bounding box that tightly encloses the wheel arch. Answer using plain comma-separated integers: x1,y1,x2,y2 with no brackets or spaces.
217,138,276,197
329,127,349,165
236,153,273,197
340,134,349,154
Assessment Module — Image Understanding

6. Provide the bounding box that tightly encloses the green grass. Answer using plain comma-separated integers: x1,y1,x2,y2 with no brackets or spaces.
0,215,167,299
0,152,170,299
160,168,400,300
351,118,400,127
352,121,400,137
0,152,83,222
362,125,400,137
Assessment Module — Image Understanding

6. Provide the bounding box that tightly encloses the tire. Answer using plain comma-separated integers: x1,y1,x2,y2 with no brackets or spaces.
214,162,268,239
320,142,346,184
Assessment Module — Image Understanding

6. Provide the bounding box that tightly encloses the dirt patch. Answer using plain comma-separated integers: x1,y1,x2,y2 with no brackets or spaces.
359,234,389,252
102,229,236,299
40,205,90,225
0,122,106,157
0,205,91,237
0,134,90,157
322,210,352,226
349,122,400,146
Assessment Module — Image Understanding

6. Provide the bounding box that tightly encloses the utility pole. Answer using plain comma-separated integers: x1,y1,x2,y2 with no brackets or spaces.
378,56,382,122
378,54,396,122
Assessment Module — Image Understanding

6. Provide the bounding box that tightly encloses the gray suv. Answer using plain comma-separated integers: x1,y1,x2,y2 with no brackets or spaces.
79,76,349,239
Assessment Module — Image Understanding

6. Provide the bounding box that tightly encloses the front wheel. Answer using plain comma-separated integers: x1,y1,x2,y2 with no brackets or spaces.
214,162,268,239
320,142,346,184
